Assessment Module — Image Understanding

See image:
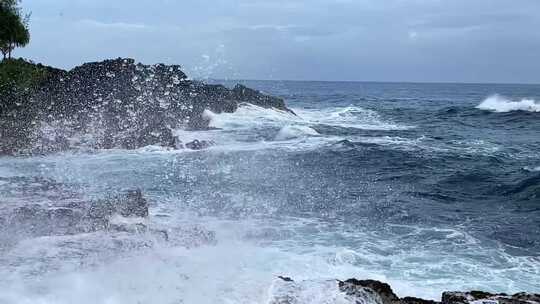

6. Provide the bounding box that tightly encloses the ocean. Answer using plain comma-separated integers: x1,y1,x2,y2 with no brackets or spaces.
0,81,539,303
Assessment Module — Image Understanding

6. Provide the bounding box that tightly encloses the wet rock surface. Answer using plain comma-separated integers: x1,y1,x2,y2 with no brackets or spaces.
339,279,401,304
3,187,150,237
184,139,215,150
0,176,216,251
270,277,540,304
0,58,292,155
442,291,540,304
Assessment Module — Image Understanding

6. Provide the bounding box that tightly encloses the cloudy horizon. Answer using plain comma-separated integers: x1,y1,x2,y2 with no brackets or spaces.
15,0,540,84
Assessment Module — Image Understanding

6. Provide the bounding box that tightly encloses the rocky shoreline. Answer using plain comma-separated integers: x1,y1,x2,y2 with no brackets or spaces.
0,58,293,155
271,277,540,304
2,176,538,302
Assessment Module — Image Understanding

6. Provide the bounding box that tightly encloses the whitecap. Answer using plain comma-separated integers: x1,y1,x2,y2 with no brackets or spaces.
476,95,540,113
206,103,412,133
294,106,413,131
206,103,298,131
275,125,320,141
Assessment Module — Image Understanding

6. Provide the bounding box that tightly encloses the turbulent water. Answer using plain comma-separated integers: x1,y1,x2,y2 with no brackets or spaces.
1,81,539,303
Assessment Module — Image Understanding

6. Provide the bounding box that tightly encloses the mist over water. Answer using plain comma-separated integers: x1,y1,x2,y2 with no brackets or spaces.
1,81,540,303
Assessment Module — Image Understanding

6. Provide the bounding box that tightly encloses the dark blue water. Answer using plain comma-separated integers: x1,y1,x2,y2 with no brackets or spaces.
220,81,540,246
1,81,539,303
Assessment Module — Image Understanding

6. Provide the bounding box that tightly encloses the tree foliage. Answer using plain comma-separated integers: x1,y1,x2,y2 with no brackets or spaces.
0,0,30,60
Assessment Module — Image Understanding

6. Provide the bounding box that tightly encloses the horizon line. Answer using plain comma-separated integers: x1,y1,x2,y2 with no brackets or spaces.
208,78,540,87
11,56,540,86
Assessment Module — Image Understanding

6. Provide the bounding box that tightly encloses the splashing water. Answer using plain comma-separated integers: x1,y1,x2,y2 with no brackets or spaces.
476,95,540,113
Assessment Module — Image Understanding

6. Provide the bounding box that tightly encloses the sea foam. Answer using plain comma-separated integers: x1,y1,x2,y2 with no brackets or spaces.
275,125,320,141
476,95,540,113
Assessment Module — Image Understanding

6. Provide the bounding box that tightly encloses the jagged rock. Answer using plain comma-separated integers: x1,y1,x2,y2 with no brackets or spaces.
442,291,540,304
339,279,400,304
184,139,214,150
402,297,440,304
272,278,539,304
0,58,293,155
232,84,295,115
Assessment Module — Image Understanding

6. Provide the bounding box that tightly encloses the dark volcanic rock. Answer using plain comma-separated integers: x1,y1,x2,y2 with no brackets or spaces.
184,139,215,150
402,297,440,304
442,291,540,304
339,279,401,304
271,278,539,304
121,124,178,150
0,58,292,154
232,84,295,115
277,276,294,282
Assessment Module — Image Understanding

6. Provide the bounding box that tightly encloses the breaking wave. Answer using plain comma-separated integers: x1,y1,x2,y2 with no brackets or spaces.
206,103,412,132
275,125,320,141
294,106,413,131
476,95,540,113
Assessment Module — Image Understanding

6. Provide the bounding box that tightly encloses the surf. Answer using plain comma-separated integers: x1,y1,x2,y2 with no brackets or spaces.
476,95,540,113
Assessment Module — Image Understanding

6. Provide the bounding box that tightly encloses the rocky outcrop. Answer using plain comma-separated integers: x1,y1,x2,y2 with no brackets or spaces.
442,291,540,304
270,277,539,304
0,176,219,250
4,189,151,236
0,58,292,155
339,279,401,304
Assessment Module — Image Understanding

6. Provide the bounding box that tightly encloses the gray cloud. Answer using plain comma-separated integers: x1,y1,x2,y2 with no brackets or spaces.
15,0,540,83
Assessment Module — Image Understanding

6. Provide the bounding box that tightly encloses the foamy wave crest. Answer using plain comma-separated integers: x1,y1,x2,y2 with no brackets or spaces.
476,95,540,113
275,125,320,141
195,103,411,152
295,106,413,131
206,103,411,132
205,103,298,130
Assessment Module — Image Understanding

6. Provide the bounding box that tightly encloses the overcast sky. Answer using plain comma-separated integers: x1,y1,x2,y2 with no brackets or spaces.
15,0,540,83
